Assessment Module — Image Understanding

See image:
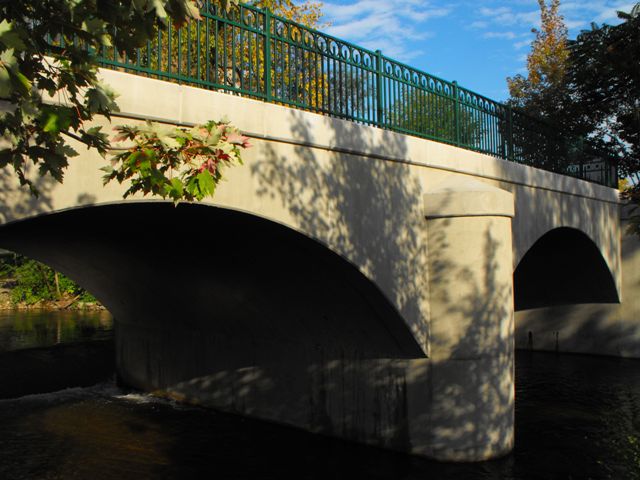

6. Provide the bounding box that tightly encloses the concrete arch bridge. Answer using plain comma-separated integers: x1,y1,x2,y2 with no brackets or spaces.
0,69,632,462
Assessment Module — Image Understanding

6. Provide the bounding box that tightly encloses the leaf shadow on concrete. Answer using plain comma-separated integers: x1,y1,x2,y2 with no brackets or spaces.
0,168,57,225
251,110,429,355
0,109,518,464
240,110,517,461
0,100,632,470
507,165,638,358
0,166,98,225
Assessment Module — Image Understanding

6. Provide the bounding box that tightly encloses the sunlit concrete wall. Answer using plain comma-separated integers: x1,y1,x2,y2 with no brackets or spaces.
0,69,622,344
0,69,626,461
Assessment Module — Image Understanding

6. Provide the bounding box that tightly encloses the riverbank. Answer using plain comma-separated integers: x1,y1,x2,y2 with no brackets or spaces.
0,286,104,311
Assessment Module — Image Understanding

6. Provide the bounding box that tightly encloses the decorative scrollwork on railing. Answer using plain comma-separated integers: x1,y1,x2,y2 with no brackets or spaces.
316,36,327,53
289,24,302,43
328,39,340,56
241,9,259,29
303,31,314,48
273,18,286,38
225,3,242,22
93,1,617,188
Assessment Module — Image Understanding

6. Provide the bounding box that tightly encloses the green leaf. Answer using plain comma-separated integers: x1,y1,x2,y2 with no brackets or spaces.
159,135,180,149
185,176,199,197
42,114,58,133
0,64,11,98
85,82,119,116
152,0,168,19
81,18,112,47
138,158,152,172
0,49,31,97
184,1,203,20
0,20,25,50
19,97,39,123
206,129,222,146
196,170,216,198
10,69,31,96
125,150,144,167
169,177,183,197
42,109,72,134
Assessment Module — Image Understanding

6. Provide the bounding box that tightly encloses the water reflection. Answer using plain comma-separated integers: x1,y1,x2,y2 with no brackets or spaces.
0,310,112,351
0,351,638,479
0,310,114,399
0,310,639,478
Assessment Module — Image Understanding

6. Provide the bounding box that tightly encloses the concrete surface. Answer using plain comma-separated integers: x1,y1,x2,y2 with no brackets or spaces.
0,68,629,461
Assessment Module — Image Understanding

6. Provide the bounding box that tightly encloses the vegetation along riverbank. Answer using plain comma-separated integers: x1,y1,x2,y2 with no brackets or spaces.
0,252,103,311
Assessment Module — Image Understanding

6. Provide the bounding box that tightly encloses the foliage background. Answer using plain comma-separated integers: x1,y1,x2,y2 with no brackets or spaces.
0,254,97,306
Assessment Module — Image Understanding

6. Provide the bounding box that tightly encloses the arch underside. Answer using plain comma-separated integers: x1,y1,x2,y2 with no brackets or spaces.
0,203,425,375
514,227,619,311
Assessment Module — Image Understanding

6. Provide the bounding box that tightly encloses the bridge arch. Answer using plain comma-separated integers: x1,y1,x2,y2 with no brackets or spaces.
0,201,425,365
513,227,619,311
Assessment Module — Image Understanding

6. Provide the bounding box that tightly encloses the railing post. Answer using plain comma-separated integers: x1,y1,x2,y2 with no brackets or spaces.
507,105,514,162
264,9,272,102
452,81,460,146
375,49,384,127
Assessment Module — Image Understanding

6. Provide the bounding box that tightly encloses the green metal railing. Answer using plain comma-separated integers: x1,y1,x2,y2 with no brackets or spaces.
90,1,616,188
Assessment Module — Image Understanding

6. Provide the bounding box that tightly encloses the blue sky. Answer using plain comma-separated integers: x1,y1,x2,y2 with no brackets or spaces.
321,0,636,101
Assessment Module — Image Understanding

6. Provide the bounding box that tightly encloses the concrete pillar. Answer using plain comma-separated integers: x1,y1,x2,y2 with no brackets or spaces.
424,177,515,461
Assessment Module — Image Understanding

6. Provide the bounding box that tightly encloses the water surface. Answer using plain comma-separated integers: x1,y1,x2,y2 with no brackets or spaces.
0,310,112,351
0,311,639,479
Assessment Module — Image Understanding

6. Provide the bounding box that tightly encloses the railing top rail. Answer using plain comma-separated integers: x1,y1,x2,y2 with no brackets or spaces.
93,0,618,188
188,0,568,125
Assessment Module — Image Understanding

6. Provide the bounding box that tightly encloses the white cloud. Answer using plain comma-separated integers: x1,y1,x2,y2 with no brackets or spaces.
565,19,587,29
558,1,635,31
469,20,489,29
593,3,636,22
514,39,532,50
483,31,518,39
323,0,452,62
471,0,634,52
478,6,540,27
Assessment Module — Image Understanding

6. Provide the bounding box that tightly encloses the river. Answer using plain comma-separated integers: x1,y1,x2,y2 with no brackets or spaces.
0,311,638,479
